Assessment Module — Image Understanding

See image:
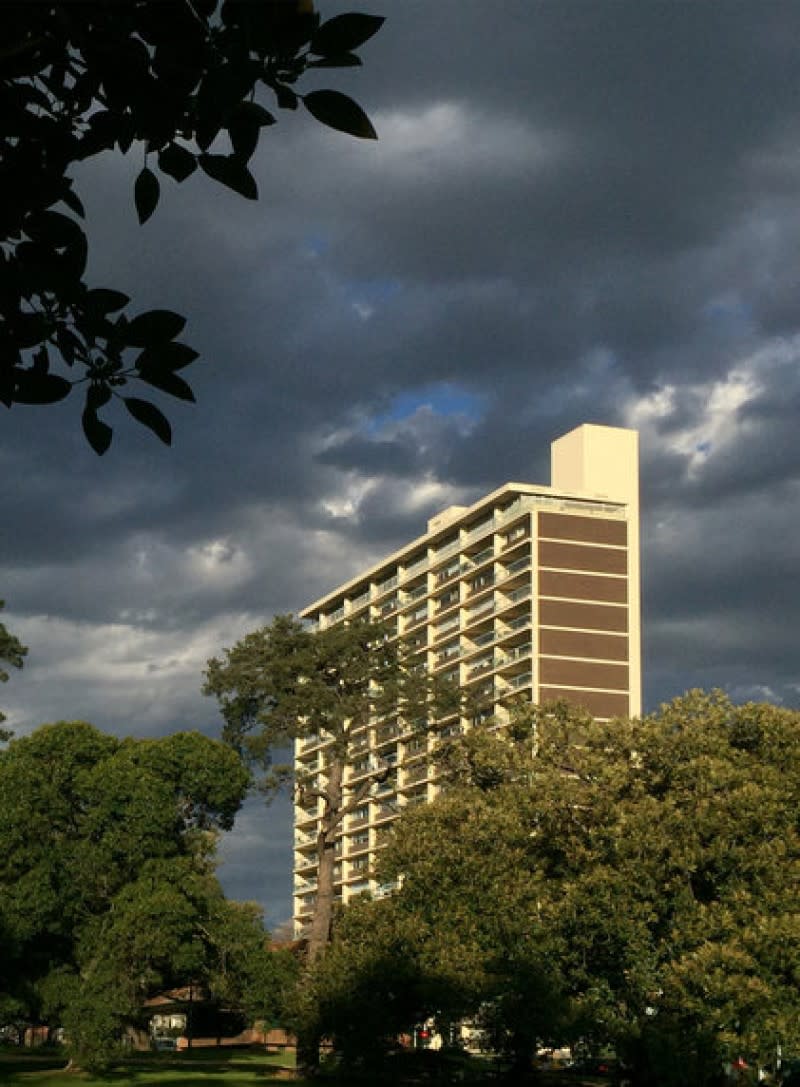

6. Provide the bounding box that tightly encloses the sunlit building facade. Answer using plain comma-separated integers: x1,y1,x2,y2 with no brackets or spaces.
293,424,641,934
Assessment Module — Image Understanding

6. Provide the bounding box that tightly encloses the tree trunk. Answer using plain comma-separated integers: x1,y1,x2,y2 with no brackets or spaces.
297,757,345,1076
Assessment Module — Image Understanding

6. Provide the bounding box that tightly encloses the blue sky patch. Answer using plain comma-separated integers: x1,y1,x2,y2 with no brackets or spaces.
366,384,486,434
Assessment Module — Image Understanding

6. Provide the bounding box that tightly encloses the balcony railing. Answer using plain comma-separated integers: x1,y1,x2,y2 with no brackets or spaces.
504,643,532,663
403,556,429,579
403,763,429,785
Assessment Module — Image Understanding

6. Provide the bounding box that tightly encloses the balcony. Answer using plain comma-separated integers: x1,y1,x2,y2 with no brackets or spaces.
504,555,531,576
403,556,428,580
468,574,495,597
438,723,462,740
463,517,496,546
375,724,400,745
504,642,532,663
350,589,371,610
405,607,428,629
433,539,461,564
403,762,429,786
466,598,494,622
502,524,529,549
376,574,398,596
435,563,465,585
468,545,494,567
433,616,460,639
468,656,496,679
403,791,428,809
374,802,398,822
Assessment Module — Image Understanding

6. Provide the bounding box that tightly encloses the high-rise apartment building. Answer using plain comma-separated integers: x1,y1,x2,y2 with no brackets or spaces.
293,424,640,933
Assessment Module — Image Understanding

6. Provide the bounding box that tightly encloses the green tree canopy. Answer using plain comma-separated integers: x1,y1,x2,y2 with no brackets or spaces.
0,601,27,739
324,693,800,1085
0,720,274,1070
2,2,383,451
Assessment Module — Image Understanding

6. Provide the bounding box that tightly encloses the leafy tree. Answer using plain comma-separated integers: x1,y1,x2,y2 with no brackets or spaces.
204,614,457,1071
0,601,27,740
2,2,383,452
202,897,299,1033
296,894,474,1073
0,720,272,1070
334,694,800,1084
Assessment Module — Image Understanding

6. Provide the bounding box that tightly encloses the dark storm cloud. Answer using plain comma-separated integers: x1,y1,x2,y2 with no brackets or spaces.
4,2,800,924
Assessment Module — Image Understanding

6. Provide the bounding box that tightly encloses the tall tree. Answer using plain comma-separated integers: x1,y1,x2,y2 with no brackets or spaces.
0,601,27,741
330,694,800,1084
2,2,383,451
0,721,261,1070
204,614,457,1071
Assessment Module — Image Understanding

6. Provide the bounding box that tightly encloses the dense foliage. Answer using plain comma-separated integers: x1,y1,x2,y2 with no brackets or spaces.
0,602,26,739
2,2,382,451
315,693,800,1085
205,614,458,1072
0,721,290,1070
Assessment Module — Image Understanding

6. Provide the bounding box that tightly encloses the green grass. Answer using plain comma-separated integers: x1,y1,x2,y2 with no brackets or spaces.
0,1048,304,1087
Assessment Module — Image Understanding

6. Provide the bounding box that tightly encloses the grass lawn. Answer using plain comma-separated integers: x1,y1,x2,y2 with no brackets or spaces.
0,1047,306,1087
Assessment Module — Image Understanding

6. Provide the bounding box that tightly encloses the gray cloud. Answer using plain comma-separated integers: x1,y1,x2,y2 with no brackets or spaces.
3,2,800,923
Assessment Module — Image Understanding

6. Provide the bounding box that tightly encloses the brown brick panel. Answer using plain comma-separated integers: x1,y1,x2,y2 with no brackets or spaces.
539,570,628,604
538,540,627,575
539,628,628,661
540,657,629,691
539,599,628,632
538,512,627,546
539,687,629,719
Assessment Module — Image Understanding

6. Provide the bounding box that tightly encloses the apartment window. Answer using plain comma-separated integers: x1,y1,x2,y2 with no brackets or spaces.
349,831,370,850
436,561,463,584
377,573,398,594
436,589,459,612
404,554,428,577
350,589,371,610
434,535,459,559
466,514,494,540
503,524,528,548
436,640,460,663
405,583,428,602
432,620,457,643
469,571,495,595
469,654,495,677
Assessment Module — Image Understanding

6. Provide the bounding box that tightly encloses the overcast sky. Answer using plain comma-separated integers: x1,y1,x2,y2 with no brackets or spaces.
3,1,800,928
